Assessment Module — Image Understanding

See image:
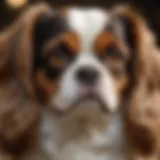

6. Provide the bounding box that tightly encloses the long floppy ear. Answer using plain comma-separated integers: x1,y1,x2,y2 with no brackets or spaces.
113,6,160,157
112,6,158,91
0,4,53,153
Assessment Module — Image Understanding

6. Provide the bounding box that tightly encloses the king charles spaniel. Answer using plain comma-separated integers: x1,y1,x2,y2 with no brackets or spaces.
0,3,159,160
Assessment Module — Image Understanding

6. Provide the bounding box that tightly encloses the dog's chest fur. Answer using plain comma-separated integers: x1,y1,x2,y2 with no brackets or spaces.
40,107,125,160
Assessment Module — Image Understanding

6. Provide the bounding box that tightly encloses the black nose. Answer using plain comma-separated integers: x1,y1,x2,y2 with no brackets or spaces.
75,66,99,85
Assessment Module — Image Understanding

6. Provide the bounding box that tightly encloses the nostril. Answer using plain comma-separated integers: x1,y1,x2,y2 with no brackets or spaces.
75,66,99,85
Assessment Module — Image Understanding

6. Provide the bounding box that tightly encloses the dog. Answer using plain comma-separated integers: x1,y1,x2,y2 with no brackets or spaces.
0,3,159,160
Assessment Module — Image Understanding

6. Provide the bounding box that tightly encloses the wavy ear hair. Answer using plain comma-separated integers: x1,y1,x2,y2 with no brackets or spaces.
112,6,158,91
113,6,160,157
0,4,52,153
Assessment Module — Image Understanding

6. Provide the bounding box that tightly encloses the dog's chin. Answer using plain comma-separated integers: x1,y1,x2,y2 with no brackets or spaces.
50,94,109,116
75,94,108,110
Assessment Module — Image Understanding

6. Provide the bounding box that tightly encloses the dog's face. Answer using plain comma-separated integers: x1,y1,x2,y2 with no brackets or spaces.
0,4,156,153
34,7,131,113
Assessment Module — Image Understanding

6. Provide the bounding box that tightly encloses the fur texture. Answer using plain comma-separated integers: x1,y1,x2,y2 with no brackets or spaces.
114,6,160,160
0,3,159,160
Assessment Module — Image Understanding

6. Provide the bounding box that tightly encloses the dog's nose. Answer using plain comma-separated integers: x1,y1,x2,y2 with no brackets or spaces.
75,66,99,85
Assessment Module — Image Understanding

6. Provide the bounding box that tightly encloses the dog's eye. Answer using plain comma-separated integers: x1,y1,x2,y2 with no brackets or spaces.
44,43,75,79
105,45,122,58
54,43,74,61
45,66,62,79
47,43,75,67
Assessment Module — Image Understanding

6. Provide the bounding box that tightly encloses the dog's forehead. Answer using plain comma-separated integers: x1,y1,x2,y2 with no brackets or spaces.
66,8,110,52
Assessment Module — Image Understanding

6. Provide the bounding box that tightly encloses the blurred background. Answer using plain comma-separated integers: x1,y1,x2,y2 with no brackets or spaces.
0,0,160,44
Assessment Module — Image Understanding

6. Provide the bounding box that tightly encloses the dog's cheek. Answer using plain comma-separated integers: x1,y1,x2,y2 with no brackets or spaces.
34,70,58,103
115,75,129,97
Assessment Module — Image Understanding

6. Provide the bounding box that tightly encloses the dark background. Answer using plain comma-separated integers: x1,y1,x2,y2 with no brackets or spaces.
0,0,160,44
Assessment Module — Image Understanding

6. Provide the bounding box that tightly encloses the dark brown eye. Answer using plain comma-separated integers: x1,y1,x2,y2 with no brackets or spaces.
52,43,74,64
45,66,62,79
45,43,75,68
44,43,75,79
105,45,122,58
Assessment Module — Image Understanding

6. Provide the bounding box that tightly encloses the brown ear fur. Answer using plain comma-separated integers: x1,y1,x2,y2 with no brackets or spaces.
114,6,160,158
113,6,158,89
0,4,51,154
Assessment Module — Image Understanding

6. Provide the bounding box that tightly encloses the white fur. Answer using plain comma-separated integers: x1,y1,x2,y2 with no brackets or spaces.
40,110,125,160
40,8,125,160
67,8,109,52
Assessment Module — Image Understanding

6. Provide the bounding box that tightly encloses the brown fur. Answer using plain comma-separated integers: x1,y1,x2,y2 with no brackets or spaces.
34,70,58,103
94,32,115,54
94,31,129,100
43,32,80,57
114,6,160,160
0,3,52,159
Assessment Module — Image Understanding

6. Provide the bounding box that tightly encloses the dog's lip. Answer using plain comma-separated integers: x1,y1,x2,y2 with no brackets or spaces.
78,85,95,97
50,93,110,116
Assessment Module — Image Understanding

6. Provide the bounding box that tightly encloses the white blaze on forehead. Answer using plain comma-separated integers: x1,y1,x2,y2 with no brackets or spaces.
67,8,109,52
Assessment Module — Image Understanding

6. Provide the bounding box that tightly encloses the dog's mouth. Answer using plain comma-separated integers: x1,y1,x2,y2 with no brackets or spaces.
51,92,109,116
75,93,107,110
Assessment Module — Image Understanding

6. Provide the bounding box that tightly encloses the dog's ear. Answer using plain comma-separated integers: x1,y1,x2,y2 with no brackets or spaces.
0,3,54,153
112,6,158,89
113,6,160,156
